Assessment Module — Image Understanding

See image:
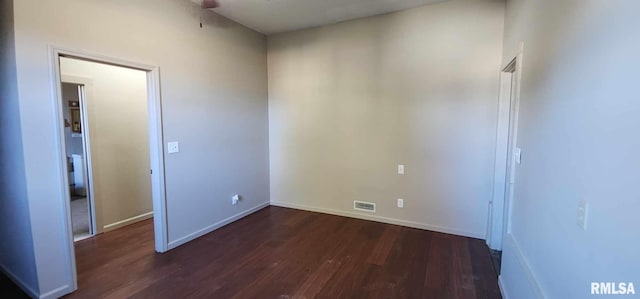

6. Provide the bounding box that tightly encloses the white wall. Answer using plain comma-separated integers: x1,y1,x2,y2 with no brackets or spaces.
11,0,269,297
499,0,640,298
61,57,153,233
268,0,505,238
0,0,39,296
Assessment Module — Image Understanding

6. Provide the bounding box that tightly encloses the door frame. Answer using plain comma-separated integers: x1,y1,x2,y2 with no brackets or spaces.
49,46,169,292
487,44,524,250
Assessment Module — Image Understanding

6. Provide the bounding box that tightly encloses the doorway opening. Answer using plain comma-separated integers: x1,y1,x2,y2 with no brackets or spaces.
486,50,524,274
61,82,93,241
51,47,168,293
60,56,156,242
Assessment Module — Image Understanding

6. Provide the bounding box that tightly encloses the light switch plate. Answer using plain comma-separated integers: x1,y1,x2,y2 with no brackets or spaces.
398,165,405,175
577,200,589,230
514,148,522,164
167,141,180,154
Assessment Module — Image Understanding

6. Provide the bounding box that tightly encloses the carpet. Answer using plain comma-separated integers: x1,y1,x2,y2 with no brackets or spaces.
71,197,90,240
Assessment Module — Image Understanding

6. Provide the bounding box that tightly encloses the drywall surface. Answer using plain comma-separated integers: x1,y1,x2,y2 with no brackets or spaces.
60,57,152,233
268,0,505,238
0,0,39,296
12,0,269,296
499,0,640,298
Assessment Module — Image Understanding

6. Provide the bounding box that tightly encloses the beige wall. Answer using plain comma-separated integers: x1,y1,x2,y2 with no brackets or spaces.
268,0,505,237
61,57,152,233
12,0,269,295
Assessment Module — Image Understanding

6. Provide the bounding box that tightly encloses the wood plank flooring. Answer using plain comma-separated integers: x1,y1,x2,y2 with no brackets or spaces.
66,206,501,298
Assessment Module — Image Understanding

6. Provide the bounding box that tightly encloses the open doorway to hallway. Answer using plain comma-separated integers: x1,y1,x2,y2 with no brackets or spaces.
52,47,168,295
60,82,92,241
59,57,153,241
486,49,524,276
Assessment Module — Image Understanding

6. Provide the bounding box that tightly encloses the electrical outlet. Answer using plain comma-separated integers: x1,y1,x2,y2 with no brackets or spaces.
167,141,180,154
398,165,405,175
232,194,240,205
577,200,588,230
397,198,404,208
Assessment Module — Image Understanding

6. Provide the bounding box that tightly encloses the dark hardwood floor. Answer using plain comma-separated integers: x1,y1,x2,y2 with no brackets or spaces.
0,272,29,298
66,206,501,298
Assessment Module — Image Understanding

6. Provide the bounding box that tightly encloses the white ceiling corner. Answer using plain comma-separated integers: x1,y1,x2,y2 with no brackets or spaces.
194,0,450,35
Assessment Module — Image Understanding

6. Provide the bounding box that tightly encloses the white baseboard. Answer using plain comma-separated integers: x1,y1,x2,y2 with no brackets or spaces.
270,201,485,239
501,234,546,299
498,274,509,299
39,284,73,299
0,263,39,298
103,211,154,232
167,202,270,250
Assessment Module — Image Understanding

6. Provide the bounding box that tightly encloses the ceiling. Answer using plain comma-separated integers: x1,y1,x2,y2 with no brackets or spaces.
199,0,449,35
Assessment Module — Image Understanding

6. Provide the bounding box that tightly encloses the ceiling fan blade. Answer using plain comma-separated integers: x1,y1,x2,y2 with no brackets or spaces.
202,0,220,9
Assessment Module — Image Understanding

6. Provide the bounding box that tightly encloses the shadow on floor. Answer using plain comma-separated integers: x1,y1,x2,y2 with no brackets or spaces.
0,272,29,298
490,249,502,276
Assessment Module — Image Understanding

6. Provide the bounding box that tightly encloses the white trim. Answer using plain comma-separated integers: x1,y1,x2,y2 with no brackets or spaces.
498,275,509,299
270,201,485,239
487,70,514,250
502,233,547,299
146,66,169,253
39,284,72,299
48,46,79,296
103,212,154,232
167,202,270,250
0,264,39,298
487,43,525,250
48,45,168,297
79,84,98,234
504,43,525,239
